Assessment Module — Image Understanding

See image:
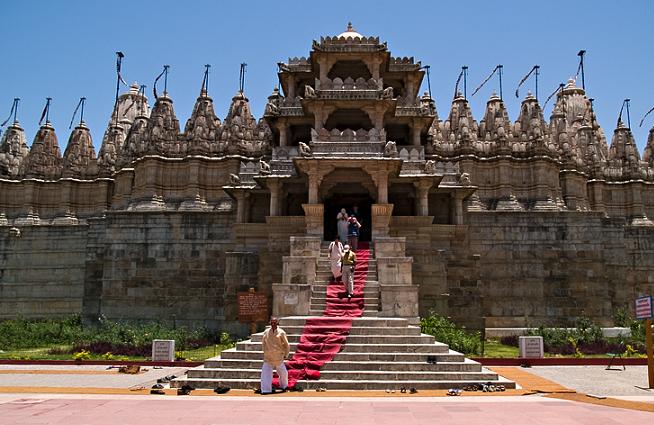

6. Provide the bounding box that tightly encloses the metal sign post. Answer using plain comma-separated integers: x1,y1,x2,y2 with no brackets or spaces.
635,295,654,388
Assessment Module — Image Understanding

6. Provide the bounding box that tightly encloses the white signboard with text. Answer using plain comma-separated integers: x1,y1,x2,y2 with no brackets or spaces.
519,336,544,358
152,339,175,362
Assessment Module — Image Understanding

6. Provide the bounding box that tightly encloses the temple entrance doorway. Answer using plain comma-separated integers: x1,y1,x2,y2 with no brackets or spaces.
324,194,373,242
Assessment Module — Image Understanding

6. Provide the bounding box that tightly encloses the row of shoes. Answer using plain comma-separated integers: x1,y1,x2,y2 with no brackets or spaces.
462,383,506,392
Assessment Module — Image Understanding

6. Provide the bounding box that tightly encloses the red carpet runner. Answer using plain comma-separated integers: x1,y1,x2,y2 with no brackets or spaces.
274,242,370,389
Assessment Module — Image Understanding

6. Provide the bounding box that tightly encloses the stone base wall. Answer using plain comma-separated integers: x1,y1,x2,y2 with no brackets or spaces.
0,225,88,318
392,212,654,329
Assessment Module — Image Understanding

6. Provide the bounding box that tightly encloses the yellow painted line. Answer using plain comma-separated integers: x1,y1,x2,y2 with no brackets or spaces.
488,367,574,393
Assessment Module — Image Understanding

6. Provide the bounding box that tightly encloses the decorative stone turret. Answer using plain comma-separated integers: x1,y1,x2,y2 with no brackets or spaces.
144,95,181,156
643,127,654,167
118,113,149,168
97,125,125,176
478,92,512,154
604,122,645,181
432,92,478,155
62,122,97,178
19,123,62,179
220,92,271,157
514,92,556,156
184,90,221,155
0,121,29,177
100,83,150,150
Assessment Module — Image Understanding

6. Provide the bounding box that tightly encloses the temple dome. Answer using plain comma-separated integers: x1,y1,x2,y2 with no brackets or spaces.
337,22,362,39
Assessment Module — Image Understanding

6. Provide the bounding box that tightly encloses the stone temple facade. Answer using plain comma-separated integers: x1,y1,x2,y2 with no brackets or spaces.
1,26,654,332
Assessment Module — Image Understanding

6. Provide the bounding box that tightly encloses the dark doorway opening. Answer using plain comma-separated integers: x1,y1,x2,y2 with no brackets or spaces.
323,194,373,242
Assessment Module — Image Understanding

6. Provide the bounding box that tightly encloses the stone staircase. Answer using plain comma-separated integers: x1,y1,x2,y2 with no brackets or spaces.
171,240,515,391
309,243,379,316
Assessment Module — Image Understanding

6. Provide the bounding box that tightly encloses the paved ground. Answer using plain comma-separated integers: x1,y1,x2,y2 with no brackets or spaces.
0,364,653,424
527,365,654,397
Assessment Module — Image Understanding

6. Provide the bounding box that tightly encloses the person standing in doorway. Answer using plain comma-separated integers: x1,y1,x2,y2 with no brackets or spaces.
336,208,349,243
347,215,362,251
340,244,357,298
328,235,344,282
260,316,290,394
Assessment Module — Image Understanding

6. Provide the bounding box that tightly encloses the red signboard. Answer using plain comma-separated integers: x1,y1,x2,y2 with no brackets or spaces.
635,296,653,320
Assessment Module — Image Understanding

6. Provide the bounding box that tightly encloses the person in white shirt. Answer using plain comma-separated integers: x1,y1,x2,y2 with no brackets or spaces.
328,235,344,282
260,317,290,394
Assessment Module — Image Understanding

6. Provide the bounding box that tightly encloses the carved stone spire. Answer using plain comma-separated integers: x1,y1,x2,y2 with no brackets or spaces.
97,124,125,176
101,83,150,153
118,112,149,168
144,94,181,156
643,126,654,166
604,122,644,181
441,92,478,154
0,121,29,177
219,92,266,156
515,92,556,156
62,122,97,178
20,123,63,179
184,91,221,155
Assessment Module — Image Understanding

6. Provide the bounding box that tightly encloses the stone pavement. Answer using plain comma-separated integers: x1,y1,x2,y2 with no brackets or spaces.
0,363,653,424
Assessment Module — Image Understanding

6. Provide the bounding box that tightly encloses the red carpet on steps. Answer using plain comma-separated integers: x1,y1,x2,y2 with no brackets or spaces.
273,242,370,389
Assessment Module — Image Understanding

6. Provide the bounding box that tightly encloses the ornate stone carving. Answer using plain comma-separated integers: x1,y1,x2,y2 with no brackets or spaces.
259,159,271,175
424,160,437,174
19,123,63,179
62,123,97,178
458,172,471,186
118,114,149,168
220,92,271,157
184,93,221,155
298,142,312,157
229,173,241,185
98,125,125,176
383,141,398,157
0,122,29,177
144,95,181,156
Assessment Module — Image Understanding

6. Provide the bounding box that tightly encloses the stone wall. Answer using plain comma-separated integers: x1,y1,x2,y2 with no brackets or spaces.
392,212,654,329
0,224,88,318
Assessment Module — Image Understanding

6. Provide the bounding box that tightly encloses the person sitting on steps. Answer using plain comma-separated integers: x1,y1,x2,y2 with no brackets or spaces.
340,244,357,299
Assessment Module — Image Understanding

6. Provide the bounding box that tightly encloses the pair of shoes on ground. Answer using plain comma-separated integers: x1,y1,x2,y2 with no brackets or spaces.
213,386,230,394
447,388,463,396
177,385,195,396
315,387,327,392
254,388,287,395
150,383,166,395
399,387,418,394
289,385,304,392
385,388,396,393
157,374,177,384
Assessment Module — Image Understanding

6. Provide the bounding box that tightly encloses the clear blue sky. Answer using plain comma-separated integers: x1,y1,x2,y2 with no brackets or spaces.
1,0,653,152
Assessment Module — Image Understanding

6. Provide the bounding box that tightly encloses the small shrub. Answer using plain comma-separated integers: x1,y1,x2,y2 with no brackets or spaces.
420,312,481,355
73,349,91,361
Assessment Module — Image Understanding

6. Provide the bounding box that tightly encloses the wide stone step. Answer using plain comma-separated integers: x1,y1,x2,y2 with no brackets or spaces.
215,349,466,364
201,359,482,372
172,375,515,390
278,316,407,327
309,299,380,307
250,334,434,345
235,341,449,354
273,326,422,336
308,310,379,316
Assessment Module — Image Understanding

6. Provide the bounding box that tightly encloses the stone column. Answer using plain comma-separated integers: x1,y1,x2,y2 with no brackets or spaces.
411,119,421,146
302,203,324,236
287,74,296,99
268,179,281,216
414,180,432,216
308,174,319,204
235,191,249,223
371,203,394,239
376,171,388,204
277,123,288,148
451,192,465,225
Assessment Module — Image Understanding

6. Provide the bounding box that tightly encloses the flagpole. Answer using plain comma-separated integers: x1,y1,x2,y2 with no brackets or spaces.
535,66,540,101
498,65,503,100
463,66,468,99
114,52,125,128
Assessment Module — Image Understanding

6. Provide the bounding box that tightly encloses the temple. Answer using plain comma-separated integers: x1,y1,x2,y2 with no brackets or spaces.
1,25,654,332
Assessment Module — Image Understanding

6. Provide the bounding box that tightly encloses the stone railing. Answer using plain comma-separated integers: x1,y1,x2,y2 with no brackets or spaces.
389,56,420,72
316,77,381,91
310,141,385,156
264,96,304,117
394,96,435,117
311,128,386,143
313,36,386,52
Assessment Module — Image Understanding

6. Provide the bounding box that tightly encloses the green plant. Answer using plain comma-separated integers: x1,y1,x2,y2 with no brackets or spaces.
102,352,114,360
613,307,630,327
420,312,481,355
623,344,638,357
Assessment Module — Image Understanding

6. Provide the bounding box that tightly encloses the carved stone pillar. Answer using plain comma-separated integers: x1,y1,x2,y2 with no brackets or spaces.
235,191,249,223
277,123,288,148
268,179,281,216
411,119,421,146
413,180,432,216
451,193,465,225
376,172,388,204
287,74,296,99
302,203,324,236
308,174,319,204
371,203,393,239
53,180,78,225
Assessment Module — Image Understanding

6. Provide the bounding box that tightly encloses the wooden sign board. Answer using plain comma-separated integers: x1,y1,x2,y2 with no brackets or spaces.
238,291,269,323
